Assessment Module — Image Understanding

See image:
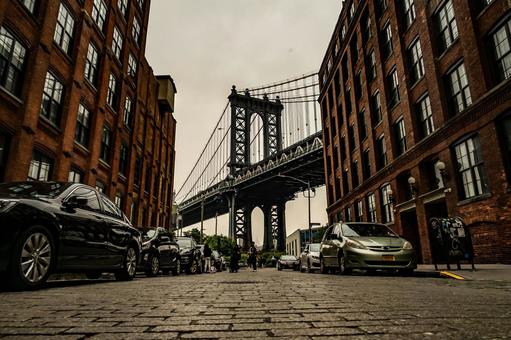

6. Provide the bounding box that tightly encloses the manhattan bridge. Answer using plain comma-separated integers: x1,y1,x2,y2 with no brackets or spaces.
176,72,326,250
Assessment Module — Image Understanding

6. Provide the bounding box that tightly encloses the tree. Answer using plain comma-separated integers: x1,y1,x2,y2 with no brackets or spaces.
204,235,236,256
183,228,201,244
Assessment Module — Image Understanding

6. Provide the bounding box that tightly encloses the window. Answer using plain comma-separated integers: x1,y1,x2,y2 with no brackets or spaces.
345,88,352,115
68,168,83,183
84,43,99,85
115,193,122,209
28,151,53,181
118,0,128,18
408,39,424,84
453,135,489,199
95,181,105,193
101,195,122,219
401,0,416,29
144,165,151,193
349,3,355,22
107,73,118,109
20,0,36,13
351,38,359,64
340,136,347,161
376,135,387,170
371,91,382,126
351,161,359,188
344,206,352,222
100,126,111,163
416,95,435,139
112,26,123,61
75,103,91,147
348,124,356,152
123,96,133,128
119,143,129,175
92,0,107,31
342,169,349,194
366,50,376,82
128,53,137,77
381,21,393,60
446,63,472,114
362,11,372,43
362,149,371,180
491,18,511,82
54,3,75,55
393,118,407,156
358,110,367,140
134,154,142,186
366,193,377,222
137,0,144,10
40,72,64,125
132,18,141,45
381,184,394,223
0,27,27,96
341,25,346,41
69,187,101,212
497,115,511,181
387,68,400,108
355,200,364,222
436,0,458,53
376,0,387,19
354,72,362,100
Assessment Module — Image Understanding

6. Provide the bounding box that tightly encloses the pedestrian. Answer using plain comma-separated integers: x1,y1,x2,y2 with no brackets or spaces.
248,242,258,271
230,245,241,273
203,244,212,273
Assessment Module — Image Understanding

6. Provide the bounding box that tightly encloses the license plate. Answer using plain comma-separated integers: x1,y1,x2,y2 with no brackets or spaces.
382,255,395,261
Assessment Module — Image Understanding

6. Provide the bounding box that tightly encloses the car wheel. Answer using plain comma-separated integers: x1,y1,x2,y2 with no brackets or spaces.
9,225,54,290
307,260,313,273
320,257,328,274
172,260,181,276
338,254,352,275
277,264,282,271
300,261,305,273
188,260,198,274
86,271,102,280
146,256,160,277
115,246,138,281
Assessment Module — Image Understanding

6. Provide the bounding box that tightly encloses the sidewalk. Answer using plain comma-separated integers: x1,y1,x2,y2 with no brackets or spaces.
417,264,511,281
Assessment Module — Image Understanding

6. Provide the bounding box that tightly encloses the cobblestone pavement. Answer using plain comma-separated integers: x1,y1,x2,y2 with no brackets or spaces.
0,268,510,339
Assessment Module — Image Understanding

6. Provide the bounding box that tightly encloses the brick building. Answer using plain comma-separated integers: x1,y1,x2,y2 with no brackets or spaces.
318,0,511,263
0,0,177,229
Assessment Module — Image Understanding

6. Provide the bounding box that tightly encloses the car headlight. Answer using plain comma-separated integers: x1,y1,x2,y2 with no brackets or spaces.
346,239,367,250
402,241,413,250
312,255,319,260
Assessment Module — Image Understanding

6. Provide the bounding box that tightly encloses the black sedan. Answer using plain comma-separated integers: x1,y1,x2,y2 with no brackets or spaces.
139,227,180,276
176,237,202,274
0,182,142,290
277,255,300,271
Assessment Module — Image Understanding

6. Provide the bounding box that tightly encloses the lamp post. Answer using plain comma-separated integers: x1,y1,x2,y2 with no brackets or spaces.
277,174,315,245
408,176,417,199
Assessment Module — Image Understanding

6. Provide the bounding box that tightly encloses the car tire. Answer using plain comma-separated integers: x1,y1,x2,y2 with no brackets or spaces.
171,260,181,276
188,260,198,275
277,264,282,271
320,257,329,274
307,260,313,273
300,261,305,272
86,271,102,280
115,246,138,281
338,254,352,275
8,225,54,290
146,256,160,277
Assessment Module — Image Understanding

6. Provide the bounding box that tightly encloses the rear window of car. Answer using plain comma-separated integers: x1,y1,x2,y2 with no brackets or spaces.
281,255,297,261
342,223,397,237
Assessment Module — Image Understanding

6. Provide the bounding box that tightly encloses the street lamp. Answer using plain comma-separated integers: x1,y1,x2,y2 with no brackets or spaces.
277,174,316,245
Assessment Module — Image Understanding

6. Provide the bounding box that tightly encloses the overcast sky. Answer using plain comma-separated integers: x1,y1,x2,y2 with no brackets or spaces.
146,0,341,245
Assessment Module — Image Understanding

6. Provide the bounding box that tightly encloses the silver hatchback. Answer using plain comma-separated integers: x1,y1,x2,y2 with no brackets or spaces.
320,222,417,274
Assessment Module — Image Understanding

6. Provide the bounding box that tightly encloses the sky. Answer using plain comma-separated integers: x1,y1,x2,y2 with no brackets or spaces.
145,0,341,245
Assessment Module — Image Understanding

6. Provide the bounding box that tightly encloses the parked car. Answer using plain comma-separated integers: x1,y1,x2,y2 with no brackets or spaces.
0,181,142,290
320,222,417,274
211,250,224,272
299,243,321,273
139,227,180,276
176,237,202,274
277,255,300,271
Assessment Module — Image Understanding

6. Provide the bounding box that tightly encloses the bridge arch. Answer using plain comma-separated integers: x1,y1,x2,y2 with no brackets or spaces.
249,113,265,164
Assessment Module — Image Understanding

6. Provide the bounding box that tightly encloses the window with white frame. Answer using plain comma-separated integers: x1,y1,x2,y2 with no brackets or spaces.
402,0,416,29
367,50,376,81
393,118,407,156
492,18,511,82
118,0,128,18
416,95,435,139
366,193,377,222
0,26,27,96
408,38,424,84
100,125,111,163
387,68,400,107
107,73,118,109
40,72,64,125
132,17,141,45
91,0,107,31
75,103,91,147
68,168,83,183
123,96,133,127
381,183,394,223
112,26,123,60
20,0,36,13
54,3,75,54
128,53,137,77
84,43,99,85
355,200,363,222
381,21,393,59
453,135,489,199
115,193,123,209
436,0,458,53
446,62,472,114
28,151,53,181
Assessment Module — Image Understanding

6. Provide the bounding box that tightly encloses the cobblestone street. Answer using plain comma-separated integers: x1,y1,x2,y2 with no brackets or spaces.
0,268,510,339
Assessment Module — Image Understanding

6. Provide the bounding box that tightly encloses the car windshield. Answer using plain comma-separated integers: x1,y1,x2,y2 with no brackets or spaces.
141,229,157,240
281,255,297,261
0,182,69,198
342,223,397,237
309,244,320,252
177,238,193,249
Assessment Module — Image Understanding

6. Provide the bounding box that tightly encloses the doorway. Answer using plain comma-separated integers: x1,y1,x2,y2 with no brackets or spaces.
400,209,423,263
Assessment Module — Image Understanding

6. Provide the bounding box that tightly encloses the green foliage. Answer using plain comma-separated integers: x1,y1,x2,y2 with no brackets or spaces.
203,235,236,256
183,228,201,244
259,251,286,267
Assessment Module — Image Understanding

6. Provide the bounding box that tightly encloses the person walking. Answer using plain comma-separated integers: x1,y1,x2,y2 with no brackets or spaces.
230,245,241,273
248,242,258,271
203,244,212,273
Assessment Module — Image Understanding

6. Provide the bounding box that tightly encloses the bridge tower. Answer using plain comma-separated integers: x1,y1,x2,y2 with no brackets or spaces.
226,86,286,250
